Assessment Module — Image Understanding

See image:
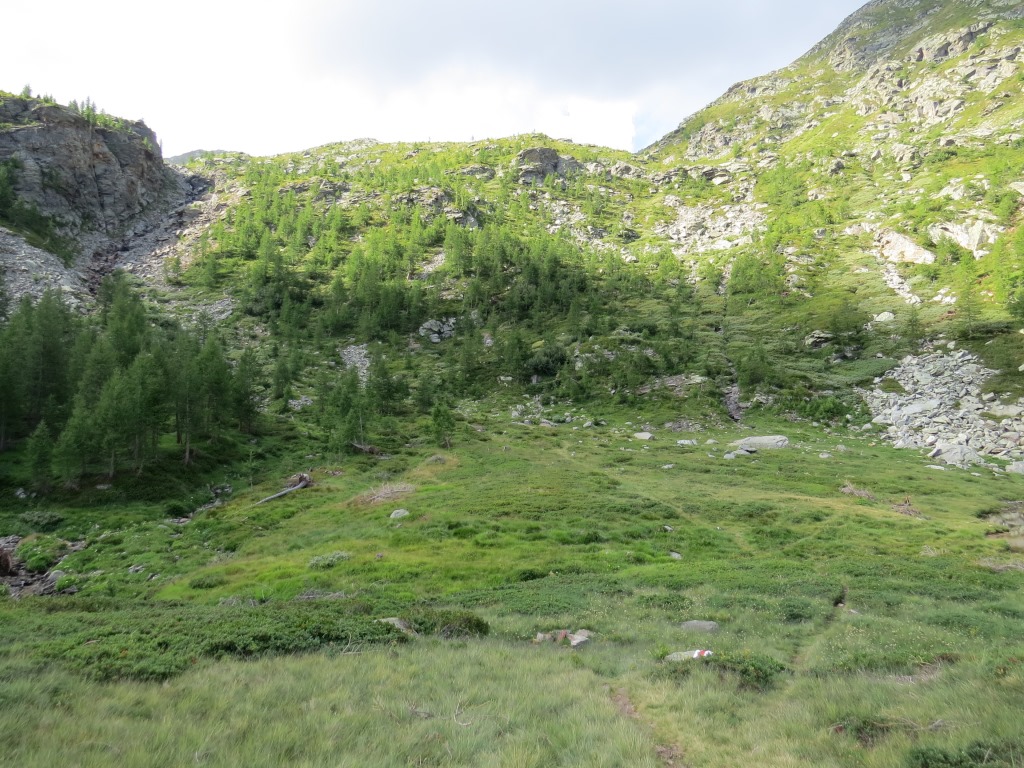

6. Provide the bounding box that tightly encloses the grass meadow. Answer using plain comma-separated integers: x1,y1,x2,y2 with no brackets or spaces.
4,405,1024,766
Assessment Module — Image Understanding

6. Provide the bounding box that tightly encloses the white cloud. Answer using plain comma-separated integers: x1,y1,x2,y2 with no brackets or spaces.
1,0,865,156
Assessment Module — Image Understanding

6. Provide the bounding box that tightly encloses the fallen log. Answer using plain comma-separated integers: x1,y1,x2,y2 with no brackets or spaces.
255,473,312,505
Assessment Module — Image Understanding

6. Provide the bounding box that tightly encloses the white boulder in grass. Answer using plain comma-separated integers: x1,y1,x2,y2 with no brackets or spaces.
729,435,790,450
665,650,714,661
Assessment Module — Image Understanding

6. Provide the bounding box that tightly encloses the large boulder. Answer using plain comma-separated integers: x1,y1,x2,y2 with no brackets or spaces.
928,220,1002,259
876,230,935,264
730,436,790,451
930,443,983,467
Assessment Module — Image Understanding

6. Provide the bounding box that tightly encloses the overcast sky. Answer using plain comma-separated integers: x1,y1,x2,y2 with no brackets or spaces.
3,0,865,157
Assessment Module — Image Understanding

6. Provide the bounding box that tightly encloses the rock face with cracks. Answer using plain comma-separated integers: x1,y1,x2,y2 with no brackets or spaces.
0,97,179,238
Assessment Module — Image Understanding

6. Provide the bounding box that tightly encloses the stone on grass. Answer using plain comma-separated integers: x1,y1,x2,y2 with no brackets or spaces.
665,649,714,661
569,630,592,648
1006,462,1024,474
634,432,654,441
390,508,410,519
931,443,983,467
730,435,790,450
669,551,683,560
534,628,593,648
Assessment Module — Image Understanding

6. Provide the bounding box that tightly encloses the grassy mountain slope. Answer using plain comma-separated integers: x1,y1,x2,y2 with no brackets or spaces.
3,1,1024,766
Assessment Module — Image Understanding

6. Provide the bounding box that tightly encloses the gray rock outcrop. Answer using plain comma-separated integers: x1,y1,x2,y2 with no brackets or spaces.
862,345,1024,465
514,148,581,185
0,97,178,237
418,318,456,343
876,230,935,264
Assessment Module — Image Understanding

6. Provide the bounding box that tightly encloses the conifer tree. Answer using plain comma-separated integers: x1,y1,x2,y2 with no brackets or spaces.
26,420,54,492
52,397,93,487
431,401,455,449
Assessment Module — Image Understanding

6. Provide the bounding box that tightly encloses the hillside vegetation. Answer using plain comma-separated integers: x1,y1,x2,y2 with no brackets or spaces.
3,1,1024,765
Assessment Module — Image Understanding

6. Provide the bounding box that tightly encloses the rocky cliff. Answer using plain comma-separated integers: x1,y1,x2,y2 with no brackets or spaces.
0,93,192,307
0,96,181,235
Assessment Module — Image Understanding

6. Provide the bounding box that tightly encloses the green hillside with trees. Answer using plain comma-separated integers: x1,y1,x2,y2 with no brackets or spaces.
3,1,1024,765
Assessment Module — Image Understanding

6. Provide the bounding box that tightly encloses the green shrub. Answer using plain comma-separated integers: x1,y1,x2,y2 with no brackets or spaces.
19,510,64,532
905,740,1024,767
779,597,819,623
405,610,489,638
651,660,695,684
308,551,351,570
406,608,490,638
703,651,787,690
32,601,407,681
15,535,67,573
164,501,192,518
189,574,228,590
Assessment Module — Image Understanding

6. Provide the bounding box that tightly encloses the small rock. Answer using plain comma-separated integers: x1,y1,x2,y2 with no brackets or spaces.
634,432,654,441
804,330,834,348
819,452,833,459
669,551,683,560
389,509,410,519
665,650,714,661
569,630,592,648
